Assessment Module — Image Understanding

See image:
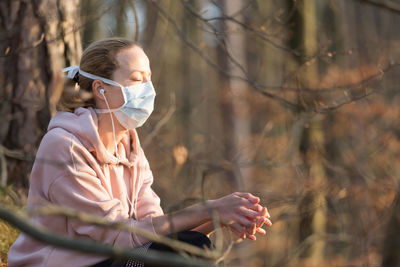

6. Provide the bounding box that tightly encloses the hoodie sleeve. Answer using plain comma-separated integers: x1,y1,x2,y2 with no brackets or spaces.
136,148,164,219
47,131,156,247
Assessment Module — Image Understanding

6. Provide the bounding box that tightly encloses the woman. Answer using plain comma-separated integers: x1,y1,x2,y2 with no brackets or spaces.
8,38,272,267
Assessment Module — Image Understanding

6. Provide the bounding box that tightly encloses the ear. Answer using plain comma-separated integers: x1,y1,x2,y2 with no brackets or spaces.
92,80,105,102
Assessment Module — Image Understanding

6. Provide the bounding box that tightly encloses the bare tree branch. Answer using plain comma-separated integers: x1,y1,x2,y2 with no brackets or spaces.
148,0,400,113
262,61,399,92
28,204,221,260
274,233,352,267
143,93,176,147
147,0,299,111
0,206,214,267
358,0,400,14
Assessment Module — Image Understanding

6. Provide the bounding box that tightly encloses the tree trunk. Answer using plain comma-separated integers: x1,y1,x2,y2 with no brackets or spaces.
0,0,81,187
115,0,127,38
218,0,251,191
381,191,400,267
178,1,197,177
80,0,100,47
141,1,159,50
297,0,327,265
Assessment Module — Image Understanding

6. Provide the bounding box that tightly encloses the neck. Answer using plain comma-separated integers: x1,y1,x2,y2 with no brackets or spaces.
97,112,127,155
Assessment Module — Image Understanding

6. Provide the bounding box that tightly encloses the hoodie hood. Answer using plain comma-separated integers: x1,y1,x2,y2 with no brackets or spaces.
48,107,137,167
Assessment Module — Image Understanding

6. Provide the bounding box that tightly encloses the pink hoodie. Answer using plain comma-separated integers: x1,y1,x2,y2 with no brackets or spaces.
8,107,164,267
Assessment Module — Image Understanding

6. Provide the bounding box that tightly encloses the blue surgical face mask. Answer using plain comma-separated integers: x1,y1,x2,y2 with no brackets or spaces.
62,66,156,129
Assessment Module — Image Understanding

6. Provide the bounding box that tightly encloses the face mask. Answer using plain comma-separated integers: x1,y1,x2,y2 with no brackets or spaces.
96,81,156,129
63,66,155,157
62,66,156,129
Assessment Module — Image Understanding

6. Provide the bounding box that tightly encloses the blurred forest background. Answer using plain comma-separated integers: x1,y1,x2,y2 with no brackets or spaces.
1,0,400,266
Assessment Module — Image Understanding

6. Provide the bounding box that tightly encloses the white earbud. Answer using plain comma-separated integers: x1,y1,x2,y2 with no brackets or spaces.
99,88,105,95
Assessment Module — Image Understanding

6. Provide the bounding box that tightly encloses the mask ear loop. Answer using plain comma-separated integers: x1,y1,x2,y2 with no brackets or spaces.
99,89,118,156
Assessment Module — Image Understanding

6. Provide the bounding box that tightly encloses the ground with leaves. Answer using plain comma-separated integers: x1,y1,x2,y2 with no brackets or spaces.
0,189,23,266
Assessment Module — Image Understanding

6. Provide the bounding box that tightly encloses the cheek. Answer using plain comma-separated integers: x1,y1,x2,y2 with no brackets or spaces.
107,88,125,108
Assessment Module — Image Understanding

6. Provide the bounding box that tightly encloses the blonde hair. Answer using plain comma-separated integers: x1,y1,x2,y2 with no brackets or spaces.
58,37,140,111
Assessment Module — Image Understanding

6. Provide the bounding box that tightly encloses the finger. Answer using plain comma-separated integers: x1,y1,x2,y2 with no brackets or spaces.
239,206,262,219
263,218,273,227
256,216,265,228
229,226,245,243
264,206,271,218
256,204,262,212
234,192,260,204
233,224,246,240
229,222,245,236
255,216,270,228
247,234,257,241
241,230,247,240
257,206,270,218
231,225,246,239
235,214,257,228
256,227,266,235
248,215,267,228
230,226,242,238
253,204,265,213
248,222,257,235
239,221,257,236
240,198,263,212
261,206,267,217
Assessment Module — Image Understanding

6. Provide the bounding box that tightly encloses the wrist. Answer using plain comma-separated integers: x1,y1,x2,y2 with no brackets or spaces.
191,200,214,225
205,199,225,227
203,199,215,221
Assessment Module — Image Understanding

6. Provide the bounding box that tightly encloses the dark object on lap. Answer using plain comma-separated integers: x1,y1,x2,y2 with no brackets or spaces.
90,231,211,267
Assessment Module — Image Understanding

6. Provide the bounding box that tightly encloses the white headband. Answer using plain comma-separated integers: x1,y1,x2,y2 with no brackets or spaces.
61,65,123,88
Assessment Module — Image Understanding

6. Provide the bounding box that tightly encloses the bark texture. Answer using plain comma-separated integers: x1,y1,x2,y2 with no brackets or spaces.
0,0,81,187
297,0,327,265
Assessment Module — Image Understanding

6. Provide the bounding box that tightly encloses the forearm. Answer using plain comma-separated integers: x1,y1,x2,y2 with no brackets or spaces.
151,201,212,236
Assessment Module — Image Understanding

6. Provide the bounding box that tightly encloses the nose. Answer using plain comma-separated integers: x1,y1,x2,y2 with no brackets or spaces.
143,72,151,82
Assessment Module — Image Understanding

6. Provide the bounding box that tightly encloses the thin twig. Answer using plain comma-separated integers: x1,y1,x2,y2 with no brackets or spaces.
0,145,25,161
143,93,176,147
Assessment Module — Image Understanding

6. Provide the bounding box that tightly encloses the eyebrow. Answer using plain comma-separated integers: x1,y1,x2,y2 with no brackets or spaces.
129,69,152,76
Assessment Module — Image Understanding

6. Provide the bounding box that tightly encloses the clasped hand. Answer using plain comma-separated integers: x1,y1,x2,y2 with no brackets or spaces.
210,192,272,241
